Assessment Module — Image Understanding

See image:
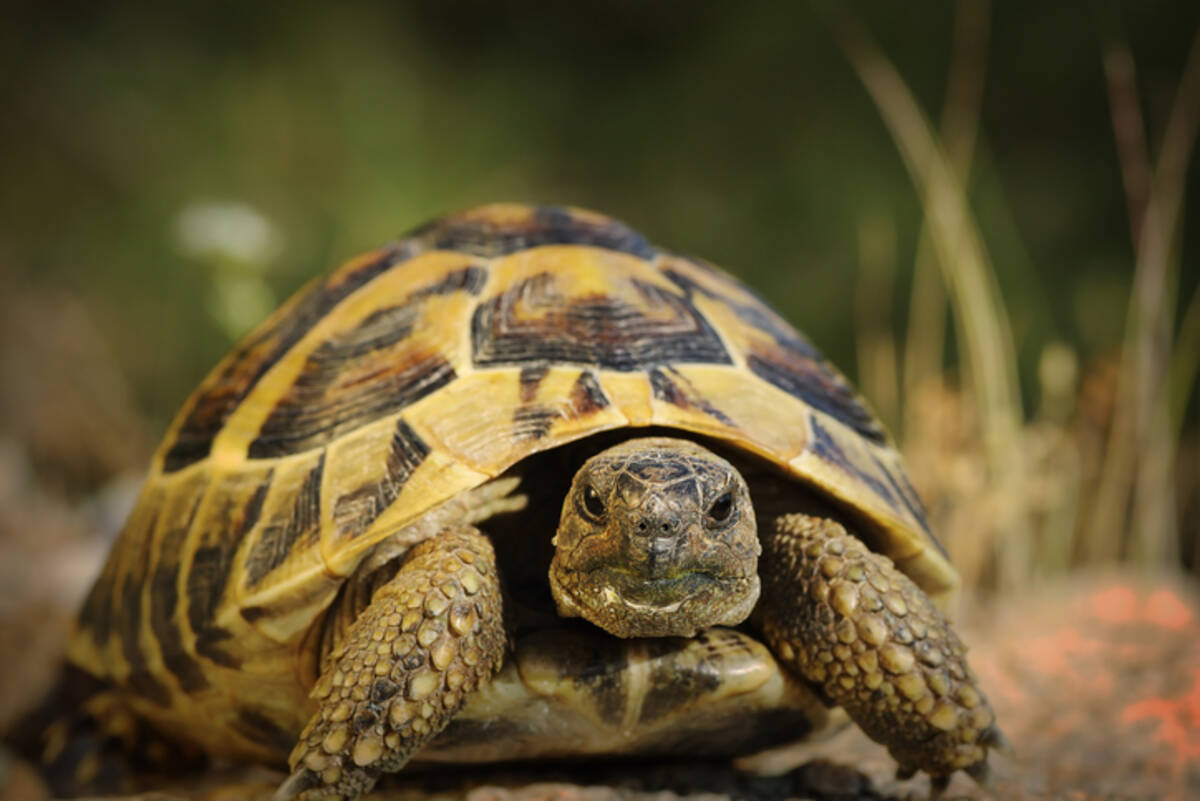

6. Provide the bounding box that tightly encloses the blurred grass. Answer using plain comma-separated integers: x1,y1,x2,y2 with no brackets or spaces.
0,1,1198,593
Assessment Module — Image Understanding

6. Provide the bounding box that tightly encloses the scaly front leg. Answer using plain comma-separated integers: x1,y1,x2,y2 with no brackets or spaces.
278,526,505,800
758,513,1005,795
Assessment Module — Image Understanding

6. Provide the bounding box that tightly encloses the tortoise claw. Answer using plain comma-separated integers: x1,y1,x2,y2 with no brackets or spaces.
965,758,992,789
274,767,320,800
981,724,1014,757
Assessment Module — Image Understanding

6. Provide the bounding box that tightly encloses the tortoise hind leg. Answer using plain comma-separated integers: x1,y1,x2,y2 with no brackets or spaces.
757,513,1005,791
278,525,505,800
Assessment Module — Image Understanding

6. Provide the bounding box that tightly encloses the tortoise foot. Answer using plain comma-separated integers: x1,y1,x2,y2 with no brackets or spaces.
278,526,505,800
760,513,1004,788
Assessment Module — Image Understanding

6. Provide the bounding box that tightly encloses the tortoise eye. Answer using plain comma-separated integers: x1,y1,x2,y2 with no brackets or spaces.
581,484,607,522
706,492,734,526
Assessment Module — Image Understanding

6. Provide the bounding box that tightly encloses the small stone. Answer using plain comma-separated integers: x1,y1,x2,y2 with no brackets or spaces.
352,735,383,767
927,701,959,731
879,643,915,674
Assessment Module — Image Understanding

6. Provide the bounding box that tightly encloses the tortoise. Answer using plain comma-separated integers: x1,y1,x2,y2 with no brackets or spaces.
59,204,1002,799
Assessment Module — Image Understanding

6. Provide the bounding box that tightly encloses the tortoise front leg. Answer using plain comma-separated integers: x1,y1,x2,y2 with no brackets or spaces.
278,525,505,800
757,513,1004,794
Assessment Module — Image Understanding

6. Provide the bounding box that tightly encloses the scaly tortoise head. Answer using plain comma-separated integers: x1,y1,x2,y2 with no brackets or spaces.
550,437,761,638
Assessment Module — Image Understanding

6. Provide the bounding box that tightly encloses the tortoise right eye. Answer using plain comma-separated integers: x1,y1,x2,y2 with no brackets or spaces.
581,485,607,521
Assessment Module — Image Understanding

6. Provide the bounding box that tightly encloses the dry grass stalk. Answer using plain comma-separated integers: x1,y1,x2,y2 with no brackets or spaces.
902,0,991,441
823,4,1029,590
1091,23,1200,568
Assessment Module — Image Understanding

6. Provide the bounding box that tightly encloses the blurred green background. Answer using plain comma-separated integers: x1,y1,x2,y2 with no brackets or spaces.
1,1,1198,590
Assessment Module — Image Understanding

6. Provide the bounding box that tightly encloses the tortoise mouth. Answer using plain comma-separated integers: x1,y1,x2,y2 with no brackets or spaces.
587,566,732,609
550,563,761,638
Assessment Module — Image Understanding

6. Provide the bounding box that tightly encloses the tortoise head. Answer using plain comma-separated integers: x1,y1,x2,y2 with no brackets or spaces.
549,437,761,638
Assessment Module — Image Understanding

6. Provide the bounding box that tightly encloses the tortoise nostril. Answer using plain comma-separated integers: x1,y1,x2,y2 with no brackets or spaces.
633,515,679,536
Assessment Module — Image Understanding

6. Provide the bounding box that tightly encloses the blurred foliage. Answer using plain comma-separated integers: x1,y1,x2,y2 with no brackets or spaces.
1,1,1198,587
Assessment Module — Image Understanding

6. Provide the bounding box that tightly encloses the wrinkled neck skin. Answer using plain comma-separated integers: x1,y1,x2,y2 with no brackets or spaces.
549,437,761,638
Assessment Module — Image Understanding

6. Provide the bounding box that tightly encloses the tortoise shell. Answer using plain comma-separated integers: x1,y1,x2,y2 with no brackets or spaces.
68,203,953,761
